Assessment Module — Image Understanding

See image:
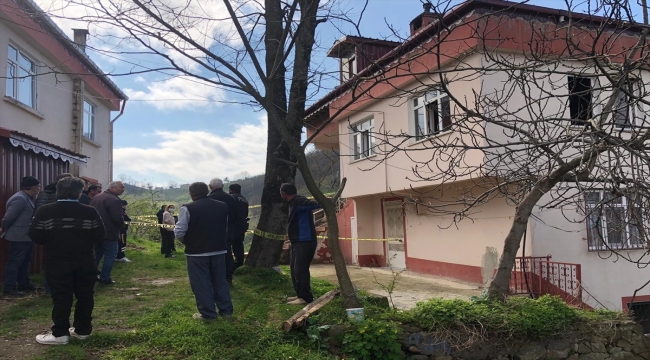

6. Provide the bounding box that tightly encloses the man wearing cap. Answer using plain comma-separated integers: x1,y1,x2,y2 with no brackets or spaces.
0,176,41,297
228,184,249,270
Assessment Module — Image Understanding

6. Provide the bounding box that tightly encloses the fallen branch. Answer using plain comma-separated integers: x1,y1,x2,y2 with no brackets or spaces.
282,289,341,331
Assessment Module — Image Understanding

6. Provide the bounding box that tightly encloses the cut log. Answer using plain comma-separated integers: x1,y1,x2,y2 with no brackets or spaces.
282,289,340,331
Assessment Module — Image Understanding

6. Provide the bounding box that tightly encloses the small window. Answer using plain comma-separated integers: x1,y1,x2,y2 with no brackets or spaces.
341,55,357,83
351,118,374,160
6,45,36,108
585,190,645,251
568,76,593,125
412,89,451,140
83,100,96,140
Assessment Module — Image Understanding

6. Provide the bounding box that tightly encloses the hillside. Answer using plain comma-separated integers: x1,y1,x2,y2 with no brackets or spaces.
123,149,340,206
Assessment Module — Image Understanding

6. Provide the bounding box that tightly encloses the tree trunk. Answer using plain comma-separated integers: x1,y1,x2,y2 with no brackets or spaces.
245,116,296,267
486,182,550,300
246,0,295,267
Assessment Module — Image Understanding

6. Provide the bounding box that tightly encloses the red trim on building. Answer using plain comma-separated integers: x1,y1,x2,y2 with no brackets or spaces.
406,257,483,284
622,295,650,312
1,0,123,109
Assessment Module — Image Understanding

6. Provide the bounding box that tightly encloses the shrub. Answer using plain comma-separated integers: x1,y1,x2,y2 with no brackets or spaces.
342,319,403,360
393,295,582,340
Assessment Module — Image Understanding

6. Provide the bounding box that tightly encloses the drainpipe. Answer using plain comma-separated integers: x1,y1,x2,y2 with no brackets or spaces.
108,100,127,182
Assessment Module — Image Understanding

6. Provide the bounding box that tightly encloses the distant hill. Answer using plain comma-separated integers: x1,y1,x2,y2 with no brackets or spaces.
122,149,340,206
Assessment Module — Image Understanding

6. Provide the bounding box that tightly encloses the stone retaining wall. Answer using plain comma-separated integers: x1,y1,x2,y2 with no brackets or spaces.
399,320,650,360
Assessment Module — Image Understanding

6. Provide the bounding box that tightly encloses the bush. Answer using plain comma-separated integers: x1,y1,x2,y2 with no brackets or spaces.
392,295,584,340
342,319,403,360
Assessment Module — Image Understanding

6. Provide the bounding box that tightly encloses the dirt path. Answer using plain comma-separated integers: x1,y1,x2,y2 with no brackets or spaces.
310,264,482,310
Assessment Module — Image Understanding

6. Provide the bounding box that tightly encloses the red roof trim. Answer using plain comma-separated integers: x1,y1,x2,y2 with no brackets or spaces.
305,0,643,118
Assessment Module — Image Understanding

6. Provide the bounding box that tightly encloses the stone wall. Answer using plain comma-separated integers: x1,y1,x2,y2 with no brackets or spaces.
399,320,650,360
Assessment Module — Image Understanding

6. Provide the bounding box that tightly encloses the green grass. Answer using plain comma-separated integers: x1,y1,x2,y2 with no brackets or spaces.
0,237,337,360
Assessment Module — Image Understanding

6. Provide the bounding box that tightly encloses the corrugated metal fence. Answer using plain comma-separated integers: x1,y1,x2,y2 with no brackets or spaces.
0,137,69,279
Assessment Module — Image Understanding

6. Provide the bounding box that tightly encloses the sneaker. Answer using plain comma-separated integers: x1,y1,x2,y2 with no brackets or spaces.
164,254,175,258
35,333,69,345
97,278,116,285
69,328,90,340
286,296,299,302
287,298,308,305
192,313,216,320
115,257,132,263
3,289,26,297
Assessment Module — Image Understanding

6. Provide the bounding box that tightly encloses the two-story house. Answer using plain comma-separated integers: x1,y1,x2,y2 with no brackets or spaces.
306,0,650,311
0,0,127,276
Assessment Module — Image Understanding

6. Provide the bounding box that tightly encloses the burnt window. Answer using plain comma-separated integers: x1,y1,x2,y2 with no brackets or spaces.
568,76,593,125
412,89,451,140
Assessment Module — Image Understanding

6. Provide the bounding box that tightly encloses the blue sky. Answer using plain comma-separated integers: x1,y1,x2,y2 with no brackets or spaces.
35,0,621,186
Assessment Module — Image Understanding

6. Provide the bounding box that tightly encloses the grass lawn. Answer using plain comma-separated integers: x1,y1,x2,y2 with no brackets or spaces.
0,237,340,360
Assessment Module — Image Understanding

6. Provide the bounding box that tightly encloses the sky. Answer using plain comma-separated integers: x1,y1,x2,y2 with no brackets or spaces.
32,0,619,187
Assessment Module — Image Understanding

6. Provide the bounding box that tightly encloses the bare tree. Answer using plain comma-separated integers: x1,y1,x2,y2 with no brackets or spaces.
303,0,650,300
35,0,364,307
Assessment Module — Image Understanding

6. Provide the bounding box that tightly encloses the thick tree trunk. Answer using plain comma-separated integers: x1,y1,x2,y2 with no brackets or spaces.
246,0,295,268
245,116,296,267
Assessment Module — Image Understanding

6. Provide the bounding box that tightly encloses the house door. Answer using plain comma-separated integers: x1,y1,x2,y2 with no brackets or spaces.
351,217,359,265
383,200,406,269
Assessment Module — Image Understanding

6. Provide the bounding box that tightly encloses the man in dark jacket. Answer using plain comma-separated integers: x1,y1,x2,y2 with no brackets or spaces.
79,178,91,205
1,176,41,297
228,184,249,269
280,183,320,305
208,178,238,284
90,181,126,285
156,205,166,254
175,182,233,320
35,173,73,209
29,177,105,345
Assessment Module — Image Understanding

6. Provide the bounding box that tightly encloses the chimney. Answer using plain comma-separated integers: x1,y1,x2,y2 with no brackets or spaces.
410,2,438,36
72,29,89,53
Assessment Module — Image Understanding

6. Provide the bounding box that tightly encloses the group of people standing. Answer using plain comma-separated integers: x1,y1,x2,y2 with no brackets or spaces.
1,175,129,344
1,173,321,345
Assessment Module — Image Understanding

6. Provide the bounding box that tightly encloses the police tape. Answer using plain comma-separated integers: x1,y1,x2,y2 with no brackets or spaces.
127,218,398,242
125,221,175,229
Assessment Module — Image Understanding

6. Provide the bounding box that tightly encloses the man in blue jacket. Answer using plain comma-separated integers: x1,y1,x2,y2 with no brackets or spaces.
280,183,320,305
1,176,41,297
175,182,233,320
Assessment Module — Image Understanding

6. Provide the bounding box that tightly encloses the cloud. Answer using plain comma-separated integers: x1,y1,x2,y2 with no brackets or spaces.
123,76,226,110
113,117,267,183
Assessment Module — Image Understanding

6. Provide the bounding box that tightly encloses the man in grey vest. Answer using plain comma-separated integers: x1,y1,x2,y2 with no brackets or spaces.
175,182,233,320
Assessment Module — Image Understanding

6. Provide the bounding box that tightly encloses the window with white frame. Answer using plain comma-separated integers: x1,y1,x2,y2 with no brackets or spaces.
585,190,645,251
412,89,451,140
350,118,374,160
83,100,96,140
6,45,36,108
612,79,644,128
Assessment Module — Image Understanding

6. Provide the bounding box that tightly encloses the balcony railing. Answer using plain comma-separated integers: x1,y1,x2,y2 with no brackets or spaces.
509,256,583,307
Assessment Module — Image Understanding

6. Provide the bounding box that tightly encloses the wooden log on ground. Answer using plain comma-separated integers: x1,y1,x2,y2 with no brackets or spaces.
282,289,341,331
